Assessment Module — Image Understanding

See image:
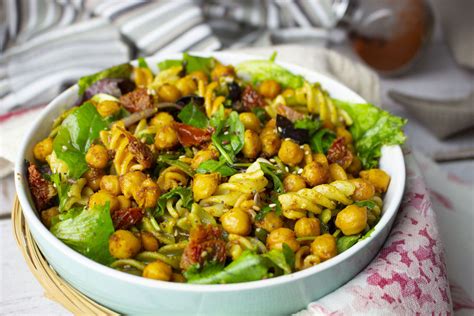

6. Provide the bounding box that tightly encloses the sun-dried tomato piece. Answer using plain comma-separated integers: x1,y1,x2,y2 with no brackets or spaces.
111,207,144,230
174,122,212,147
127,135,154,169
277,104,305,122
27,162,57,211
119,88,154,113
180,225,226,270
327,137,353,169
241,85,265,110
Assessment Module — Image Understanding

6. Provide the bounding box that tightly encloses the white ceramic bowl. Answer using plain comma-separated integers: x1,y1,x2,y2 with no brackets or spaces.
15,52,405,315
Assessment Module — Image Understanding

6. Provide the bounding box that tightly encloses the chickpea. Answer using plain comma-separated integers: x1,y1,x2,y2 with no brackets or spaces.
135,178,160,208
335,204,367,235
143,260,172,281
346,156,362,175
220,209,252,236
150,112,175,127
97,100,120,117
302,162,329,187
41,206,59,228
84,168,104,191
100,175,121,196
295,217,321,238
266,228,300,252
329,163,348,181
109,230,142,259
172,273,186,283
229,243,244,261
157,84,181,102
188,70,209,85
239,112,261,132
211,63,235,81
120,171,147,199
85,144,109,169
256,212,283,232
283,174,306,192
89,190,120,212
258,80,281,99
176,76,197,96
281,88,294,99
350,178,375,201
310,234,337,261
154,125,179,150
360,169,391,193
33,137,53,162
278,139,304,166
313,153,329,168
260,119,281,157
242,130,262,159
192,173,220,201
141,231,159,251
336,127,353,144
133,67,153,87
191,147,219,169
117,195,131,209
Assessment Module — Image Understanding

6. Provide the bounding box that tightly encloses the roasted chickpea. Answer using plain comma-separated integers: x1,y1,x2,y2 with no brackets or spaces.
157,84,181,102
117,195,131,209
133,67,153,87
143,260,172,281
41,206,59,228
211,63,235,81
313,153,329,167
335,204,367,235
120,171,147,199
239,112,261,132
242,130,262,159
97,100,120,117
266,228,300,252
310,234,337,261
302,161,329,187
336,126,353,144
229,244,243,261
150,112,175,127
154,125,179,150
329,163,348,181
283,174,306,192
176,76,197,96
191,147,219,169
220,209,252,236
85,144,109,169
192,173,220,201
260,119,281,157
346,156,362,175
172,273,186,283
360,169,391,193
295,217,321,238
109,230,142,259
256,212,283,232
100,175,121,196
33,137,53,162
89,190,120,212
188,70,209,85
258,80,281,99
278,139,304,166
84,168,104,191
141,231,159,252
350,178,375,201
135,178,160,208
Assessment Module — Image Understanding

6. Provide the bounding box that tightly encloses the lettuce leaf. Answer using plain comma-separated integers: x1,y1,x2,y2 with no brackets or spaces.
78,63,133,95
333,100,407,169
50,203,115,264
336,234,361,253
52,102,109,179
236,59,304,89
158,53,215,74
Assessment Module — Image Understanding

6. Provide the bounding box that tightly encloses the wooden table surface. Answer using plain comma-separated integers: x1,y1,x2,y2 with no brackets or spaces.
1,40,473,315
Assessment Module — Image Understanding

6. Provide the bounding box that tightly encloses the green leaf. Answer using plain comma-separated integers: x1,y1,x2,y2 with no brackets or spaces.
236,59,305,89
137,57,149,69
50,173,71,212
263,249,292,275
178,103,209,128
252,107,268,123
210,108,245,164
157,59,182,71
310,129,336,154
281,243,295,269
52,102,109,179
333,99,407,169
259,162,284,193
360,227,376,240
196,158,237,177
50,203,115,264
354,200,377,210
294,117,321,134
155,187,193,218
255,205,272,222
183,53,215,74
78,63,133,95
157,155,195,177
336,234,361,253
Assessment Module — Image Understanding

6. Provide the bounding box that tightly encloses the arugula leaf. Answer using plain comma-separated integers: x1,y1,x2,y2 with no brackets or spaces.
252,107,268,123
294,117,321,134
236,59,304,89
157,59,182,71
210,108,245,164
333,99,407,169
178,103,209,128
183,53,215,74
360,227,376,240
336,235,361,253
263,249,292,275
78,63,133,95
137,57,149,69
281,244,296,270
50,203,115,264
52,102,109,179
157,155,195,177
155,187,193,217
259,162,284,193
310,128,336,154
354,200,378,210
196,158,237,177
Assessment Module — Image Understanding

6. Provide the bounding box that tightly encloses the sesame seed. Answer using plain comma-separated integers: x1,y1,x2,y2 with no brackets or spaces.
285,166,289,172
224,131,229,135
61,145,67,151
269,158,276,163
284,138,291,141
276,170,282,174
252,206,261,211
297,168,303,174
299,145,305,149
269,203,276,208
277,127,282,133
179,155,185,159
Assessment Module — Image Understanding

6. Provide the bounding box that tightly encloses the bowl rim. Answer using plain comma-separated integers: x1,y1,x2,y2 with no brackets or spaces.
15,51,405,292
